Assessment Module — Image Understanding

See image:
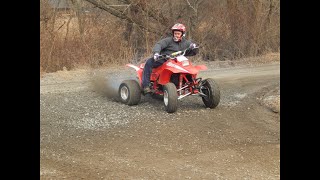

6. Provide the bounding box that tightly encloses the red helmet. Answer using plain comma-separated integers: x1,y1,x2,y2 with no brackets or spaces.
171,23,186,34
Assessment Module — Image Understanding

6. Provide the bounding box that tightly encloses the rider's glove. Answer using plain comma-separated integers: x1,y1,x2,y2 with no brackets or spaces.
153,53,160,61
189,43,197,50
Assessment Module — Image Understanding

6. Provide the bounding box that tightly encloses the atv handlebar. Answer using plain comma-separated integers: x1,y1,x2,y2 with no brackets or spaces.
157,46,199,61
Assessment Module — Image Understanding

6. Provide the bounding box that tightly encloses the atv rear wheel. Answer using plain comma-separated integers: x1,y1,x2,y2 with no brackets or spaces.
201,78,220,108
119,80,141,106
163,83,178,113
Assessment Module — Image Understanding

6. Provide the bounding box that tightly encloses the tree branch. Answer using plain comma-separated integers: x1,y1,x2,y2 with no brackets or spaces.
185,0,197,13
84,0,160,34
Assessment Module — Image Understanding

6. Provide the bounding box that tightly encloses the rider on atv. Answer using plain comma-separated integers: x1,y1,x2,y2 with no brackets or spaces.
142,23,199,94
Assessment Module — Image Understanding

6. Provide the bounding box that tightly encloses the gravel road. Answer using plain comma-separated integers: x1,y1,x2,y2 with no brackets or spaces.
40,60,280,179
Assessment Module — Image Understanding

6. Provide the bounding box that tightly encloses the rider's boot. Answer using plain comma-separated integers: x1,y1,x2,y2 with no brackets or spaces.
143,86,152,94
143,82,155,95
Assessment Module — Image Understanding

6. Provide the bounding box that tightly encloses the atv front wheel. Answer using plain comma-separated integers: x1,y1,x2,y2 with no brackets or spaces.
201,78,220,108
163,82,178,113
119,80,141,106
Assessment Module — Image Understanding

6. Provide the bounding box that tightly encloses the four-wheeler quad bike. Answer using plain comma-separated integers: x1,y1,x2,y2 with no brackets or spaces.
118,47,220,113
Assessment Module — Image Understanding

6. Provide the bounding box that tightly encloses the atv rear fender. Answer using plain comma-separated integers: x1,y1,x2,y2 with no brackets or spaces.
126,64,143,85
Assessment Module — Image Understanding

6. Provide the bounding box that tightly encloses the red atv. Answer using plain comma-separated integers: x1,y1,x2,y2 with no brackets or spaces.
118,47,220,113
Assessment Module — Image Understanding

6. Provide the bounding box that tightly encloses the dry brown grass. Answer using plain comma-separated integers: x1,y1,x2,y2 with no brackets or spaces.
238,52,280,65
40,13,137,72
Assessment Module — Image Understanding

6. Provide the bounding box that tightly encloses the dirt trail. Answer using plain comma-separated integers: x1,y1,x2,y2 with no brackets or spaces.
40,61,280,179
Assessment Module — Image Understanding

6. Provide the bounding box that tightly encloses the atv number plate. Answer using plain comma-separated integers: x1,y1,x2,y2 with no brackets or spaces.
177,56,189,66
182,60,189,66
177,55,188,62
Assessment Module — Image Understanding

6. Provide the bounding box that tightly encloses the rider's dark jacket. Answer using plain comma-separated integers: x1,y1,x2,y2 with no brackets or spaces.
152,36,198,57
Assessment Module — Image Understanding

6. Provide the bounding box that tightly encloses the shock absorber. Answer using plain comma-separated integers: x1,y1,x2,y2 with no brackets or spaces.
179,74,183,96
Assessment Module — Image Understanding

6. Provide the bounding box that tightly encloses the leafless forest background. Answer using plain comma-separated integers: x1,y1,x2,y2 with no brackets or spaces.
40,0,280,73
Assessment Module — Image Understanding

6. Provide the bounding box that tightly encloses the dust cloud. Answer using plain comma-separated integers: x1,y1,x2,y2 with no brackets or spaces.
90,71,120,101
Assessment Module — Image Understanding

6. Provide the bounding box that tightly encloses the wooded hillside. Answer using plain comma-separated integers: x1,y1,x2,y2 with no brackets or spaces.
40,0,280,72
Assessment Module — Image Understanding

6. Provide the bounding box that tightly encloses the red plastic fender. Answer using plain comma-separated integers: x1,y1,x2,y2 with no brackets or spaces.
126,63,143,85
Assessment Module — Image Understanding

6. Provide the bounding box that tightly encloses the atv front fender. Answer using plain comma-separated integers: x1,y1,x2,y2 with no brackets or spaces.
158,69,173,85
